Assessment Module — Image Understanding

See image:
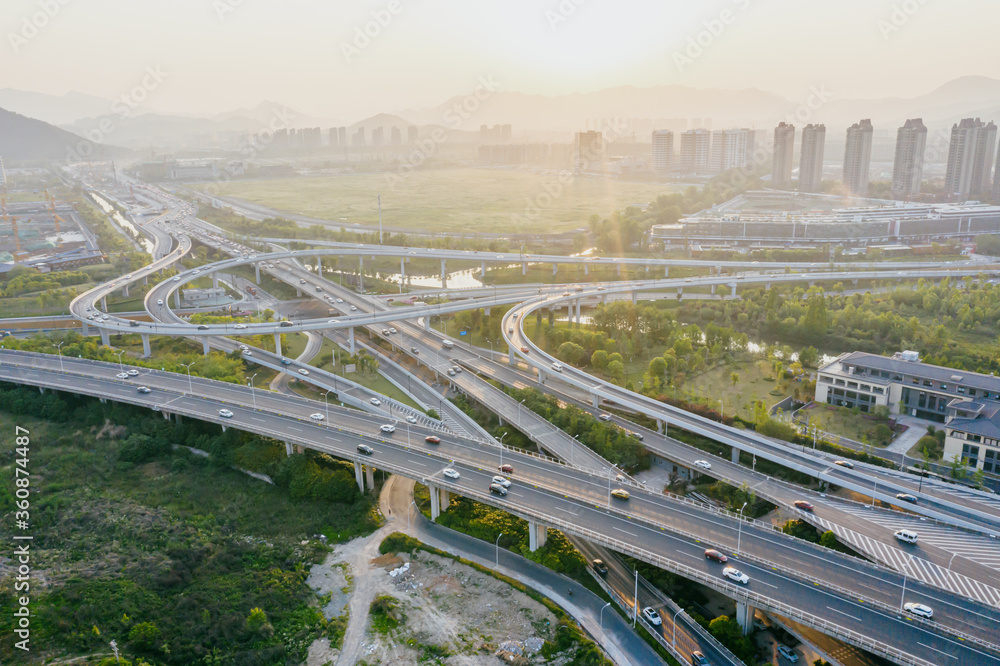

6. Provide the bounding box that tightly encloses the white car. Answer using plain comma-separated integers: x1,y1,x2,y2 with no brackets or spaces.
298,368,309,376
443,468,460,480
693,460,712,470
776,645,799,662
127,369,139,377
242,350,253,357
723,567,749,584
641,607,662,626
310,413,325,421
336,298,344,303
598,414,612,421
405,415,417,424
116,372,129,380
389,327,397,334
234,324,247,330
218,409,234,418
370,397,382,406
380,424,396,434
491,475,511,488
156,299,163,305
173,276,181,282
349,306,358,311
903,602,933,619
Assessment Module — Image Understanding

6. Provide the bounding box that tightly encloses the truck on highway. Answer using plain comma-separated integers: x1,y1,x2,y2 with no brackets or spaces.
244,286,257,296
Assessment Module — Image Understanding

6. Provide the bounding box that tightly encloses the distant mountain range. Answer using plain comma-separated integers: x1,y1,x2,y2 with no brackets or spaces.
2,76,1000,153
0,107,123,162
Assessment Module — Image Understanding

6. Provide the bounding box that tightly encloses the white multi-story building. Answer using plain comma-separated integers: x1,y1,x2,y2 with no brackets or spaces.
679,129,711,173
798,124,826,192
652,130,673,174
710,128,750,173
944,117,997,199
891,118,927,199
772,122,795,188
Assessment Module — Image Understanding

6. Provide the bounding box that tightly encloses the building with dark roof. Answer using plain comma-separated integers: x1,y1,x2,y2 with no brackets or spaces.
944,398,1000,473
815,351,1000,422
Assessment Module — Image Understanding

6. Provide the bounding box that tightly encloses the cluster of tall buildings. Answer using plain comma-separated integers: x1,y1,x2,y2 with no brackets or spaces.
651,127,762,175
334,125,418,149
480,124,512,143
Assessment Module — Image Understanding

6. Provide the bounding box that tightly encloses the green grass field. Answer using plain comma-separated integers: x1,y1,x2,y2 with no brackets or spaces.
196,168,684,234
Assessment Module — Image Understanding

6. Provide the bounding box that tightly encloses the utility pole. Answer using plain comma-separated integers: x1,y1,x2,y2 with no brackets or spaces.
378,194,383,245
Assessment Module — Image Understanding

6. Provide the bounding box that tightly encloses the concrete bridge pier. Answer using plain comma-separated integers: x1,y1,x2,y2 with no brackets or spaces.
100,296,107,310
348,328,355,354
423,317,430,331
285,441,294,456
365,464,375,490
735,601,755,635
39,386,46,394
441,258,447,288
316,256,322,275
295,288,302,297
163,410,171,421
174,290,180,309
358,256,364,292
481,261,486,277
143,275,148,286
438,487,450,511
657,419,664,434
509,340,517,366
537,368,546,385
354,461,365,492
401,257,406,283
202,337,211,356
664,265,669,278
429,483,441,519
632,290,638,304
711,284,716,295
141,334,151,358
616,263,622,276
591,392,600,408
528,520,548,551
584,263,589,276
122,283,129,298
731,447,740,464
274,334,282,357
99,328,111,346
575,300,581,323
522,261,527,276
730,283,738,299
212,273,219,289
82,322,89,336
552,263,558,276
255,263,261,283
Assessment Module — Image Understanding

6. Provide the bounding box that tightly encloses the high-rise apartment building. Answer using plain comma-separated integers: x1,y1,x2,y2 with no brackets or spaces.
679,129,711,173
574,130,605,171
328,128,339,149
710,128,750,173
891,118,928,199
843,119,874,196
798,124,826,192
944,118,997,199
407,126,418,142
371,127,384,145
651,130,673,173
352,127,366,147
772,122,795,187
390,126,402,145
338,127,347,148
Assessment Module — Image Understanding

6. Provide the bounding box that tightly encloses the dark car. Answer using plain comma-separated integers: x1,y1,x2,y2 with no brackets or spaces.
489,483,508,497
691,651,709,666
591,559,608,576
425,435,441,444
279,321,294,327
357,444,374,455
197,325,210,330
896,493,918,504
704,548,728,563
497,464,514,475
794,500,814,512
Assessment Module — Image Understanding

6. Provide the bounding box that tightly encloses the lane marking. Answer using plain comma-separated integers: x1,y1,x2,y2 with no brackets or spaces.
826,606,862,623
918,642,958,660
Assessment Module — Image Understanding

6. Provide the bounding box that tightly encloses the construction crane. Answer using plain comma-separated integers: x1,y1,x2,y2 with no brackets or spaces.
47,191,63,242
2,194,23,258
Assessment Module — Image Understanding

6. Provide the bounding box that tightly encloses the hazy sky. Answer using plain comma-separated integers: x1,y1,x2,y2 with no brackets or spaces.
3,0,998,119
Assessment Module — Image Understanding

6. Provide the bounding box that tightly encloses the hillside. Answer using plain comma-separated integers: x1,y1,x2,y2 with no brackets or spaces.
0,107,121,163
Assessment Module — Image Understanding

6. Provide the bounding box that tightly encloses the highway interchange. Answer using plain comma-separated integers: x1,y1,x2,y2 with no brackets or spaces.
8,176,1000,665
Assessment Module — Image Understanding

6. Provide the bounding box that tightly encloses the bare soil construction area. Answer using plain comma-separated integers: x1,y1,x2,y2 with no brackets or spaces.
332,548,567,665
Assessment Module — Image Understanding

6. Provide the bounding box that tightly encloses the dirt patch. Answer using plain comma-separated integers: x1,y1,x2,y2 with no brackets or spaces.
356,550,561,665
371,553,402,569
306,558,352,621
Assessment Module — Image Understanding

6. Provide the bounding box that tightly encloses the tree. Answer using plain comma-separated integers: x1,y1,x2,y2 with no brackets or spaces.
591,349,608,369
802,294,828,337
819,531,838,550
607,360,624,383
128,622,161,651
730,372,739,387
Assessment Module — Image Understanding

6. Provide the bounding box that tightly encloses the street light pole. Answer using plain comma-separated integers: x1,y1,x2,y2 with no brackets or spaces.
248,373,257,409
114,350,125,380
323,390,331,423
495,532,503,568
407,500,417,531
600,602,612,630
736,501,748,554
181,361,195,394
499,432,507,469
53,342,65,372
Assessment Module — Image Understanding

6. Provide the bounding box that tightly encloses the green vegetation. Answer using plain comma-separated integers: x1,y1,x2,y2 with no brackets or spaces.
368,595,402,634
505,386,649,470
0,385,381,665
677,277,1000,374
423,491,586,577
196,168,683,235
